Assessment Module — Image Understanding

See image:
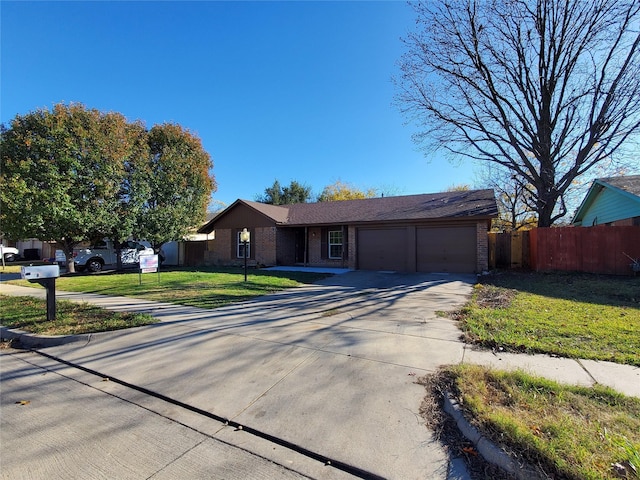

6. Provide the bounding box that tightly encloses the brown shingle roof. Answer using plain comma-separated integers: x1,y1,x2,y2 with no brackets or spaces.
283,189,497,226
199,189,497,233
241,200,290,223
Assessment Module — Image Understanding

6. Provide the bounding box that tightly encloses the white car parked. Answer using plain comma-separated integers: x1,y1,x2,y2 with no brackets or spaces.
74,239,154,272
0,245,20,262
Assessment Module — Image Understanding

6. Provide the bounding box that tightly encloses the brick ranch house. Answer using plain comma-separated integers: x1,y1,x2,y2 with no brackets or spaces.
197,189,498,274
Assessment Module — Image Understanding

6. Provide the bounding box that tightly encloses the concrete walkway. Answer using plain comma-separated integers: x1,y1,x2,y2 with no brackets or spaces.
1,272,639,480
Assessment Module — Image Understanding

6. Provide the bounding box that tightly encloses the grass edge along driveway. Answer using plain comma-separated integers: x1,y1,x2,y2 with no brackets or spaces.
2,268,329,335
434,272,640,480
454,271,640,366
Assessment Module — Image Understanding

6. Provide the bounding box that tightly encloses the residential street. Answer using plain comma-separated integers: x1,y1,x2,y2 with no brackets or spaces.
0,350,317,480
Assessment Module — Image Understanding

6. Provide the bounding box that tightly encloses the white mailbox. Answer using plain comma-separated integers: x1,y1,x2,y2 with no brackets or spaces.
20,265,60,321
21,265,60,280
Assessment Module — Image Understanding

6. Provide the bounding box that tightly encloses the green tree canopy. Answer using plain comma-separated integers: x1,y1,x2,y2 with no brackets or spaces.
256,179,312,205
317,180,377,201
0,103,216,270
137,123,216,250
0,103,135,271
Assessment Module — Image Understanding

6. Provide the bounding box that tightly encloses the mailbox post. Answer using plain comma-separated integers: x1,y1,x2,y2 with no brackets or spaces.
21,265,60,321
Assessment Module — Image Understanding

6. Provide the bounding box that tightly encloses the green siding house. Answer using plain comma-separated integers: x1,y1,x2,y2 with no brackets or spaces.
572,175,640,226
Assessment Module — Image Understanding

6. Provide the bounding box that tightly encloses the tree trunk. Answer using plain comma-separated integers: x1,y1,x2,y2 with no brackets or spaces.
115,242,123,271
66,252,76,273
536,195,557,228
58,240,76,273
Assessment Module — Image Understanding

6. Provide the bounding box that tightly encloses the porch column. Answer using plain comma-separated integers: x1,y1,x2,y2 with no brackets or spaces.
304,226,308,266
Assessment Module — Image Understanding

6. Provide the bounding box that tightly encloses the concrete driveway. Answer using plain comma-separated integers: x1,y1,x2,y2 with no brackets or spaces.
4,271,476,479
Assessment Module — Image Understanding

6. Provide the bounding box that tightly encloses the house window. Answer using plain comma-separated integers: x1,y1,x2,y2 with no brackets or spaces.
237,231,250,258
328,230,343,259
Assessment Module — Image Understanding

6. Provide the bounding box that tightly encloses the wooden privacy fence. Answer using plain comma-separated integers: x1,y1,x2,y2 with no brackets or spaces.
489,226,640,275
184,240,207,266
488,230,531,270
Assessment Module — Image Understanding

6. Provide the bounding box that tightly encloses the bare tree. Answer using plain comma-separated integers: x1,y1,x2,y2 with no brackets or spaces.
477,164,538,231
396,0,640,227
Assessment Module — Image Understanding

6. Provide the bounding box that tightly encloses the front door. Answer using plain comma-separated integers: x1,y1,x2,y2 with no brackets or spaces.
294,228,306,264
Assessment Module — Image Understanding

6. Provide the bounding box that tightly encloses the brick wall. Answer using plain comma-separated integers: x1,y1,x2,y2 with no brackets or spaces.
255,227,277,266
307,226,347,267
203,227,278,267
348,225,357,269
476,221,489,273
203,229,231,265
307,227,322,264
203,223,489,272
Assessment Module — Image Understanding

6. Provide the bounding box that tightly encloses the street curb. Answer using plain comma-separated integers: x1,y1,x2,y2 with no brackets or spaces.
1,326,88,348
443,391,544,480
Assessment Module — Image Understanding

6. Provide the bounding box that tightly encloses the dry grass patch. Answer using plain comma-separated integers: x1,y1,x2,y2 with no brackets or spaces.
424,365,640,480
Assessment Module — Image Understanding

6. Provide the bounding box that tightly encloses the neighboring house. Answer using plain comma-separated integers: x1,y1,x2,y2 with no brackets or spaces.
197,189,498,273
572,175,640,227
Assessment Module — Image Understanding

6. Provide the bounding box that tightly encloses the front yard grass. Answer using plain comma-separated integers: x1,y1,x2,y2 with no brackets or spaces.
0,295,155,335
456,272,640,366
433,272,640,479
2,267,327,336
428,365,640,480
9,267,329,309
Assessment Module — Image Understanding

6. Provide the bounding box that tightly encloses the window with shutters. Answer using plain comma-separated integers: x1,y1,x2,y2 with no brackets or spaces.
328,230,343,259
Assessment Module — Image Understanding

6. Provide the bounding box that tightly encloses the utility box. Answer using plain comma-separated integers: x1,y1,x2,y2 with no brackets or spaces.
21,265,59,320
21,265,60,281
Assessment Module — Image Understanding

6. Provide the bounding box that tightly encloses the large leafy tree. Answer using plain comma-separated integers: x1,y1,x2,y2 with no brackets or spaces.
105,121,151,270
1,105,216,271
317,180,377,202
0,103,135,272
256,179,312,205
137,123,215,251
396,0,640,227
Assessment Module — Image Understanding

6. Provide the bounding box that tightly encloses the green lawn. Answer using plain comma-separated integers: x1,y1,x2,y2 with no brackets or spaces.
456,272,640,366
9,267,329,309
0,295,155,335
433,272,640,479
2,267,327,336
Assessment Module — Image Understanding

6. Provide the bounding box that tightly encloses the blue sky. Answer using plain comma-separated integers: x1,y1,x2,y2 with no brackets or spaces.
1,1,475,208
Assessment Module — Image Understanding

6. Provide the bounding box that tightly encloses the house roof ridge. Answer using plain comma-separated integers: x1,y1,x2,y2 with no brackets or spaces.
198,189,498,234
597,175,640,197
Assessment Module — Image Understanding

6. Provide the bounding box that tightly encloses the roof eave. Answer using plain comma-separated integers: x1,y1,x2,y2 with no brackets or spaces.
197,199,285,233
572,178,640,224
279,213,498,228
571,181,604,224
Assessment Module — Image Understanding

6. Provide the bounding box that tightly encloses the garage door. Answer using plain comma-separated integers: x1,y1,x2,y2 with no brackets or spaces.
417,226,476,273
358,228,407,271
